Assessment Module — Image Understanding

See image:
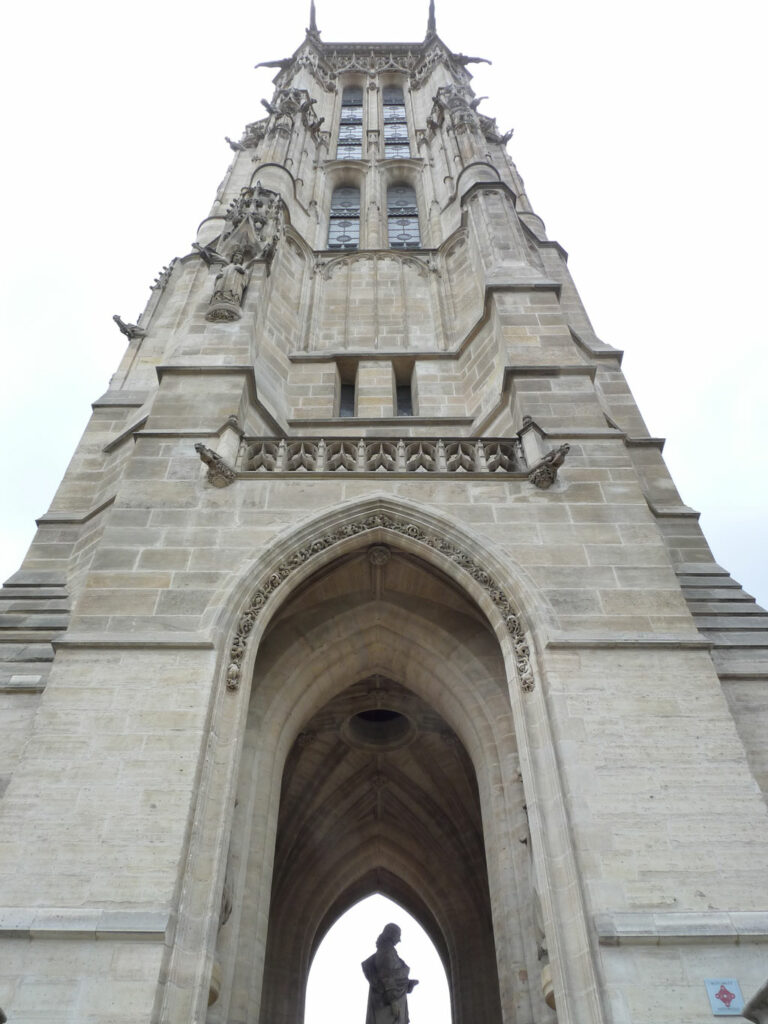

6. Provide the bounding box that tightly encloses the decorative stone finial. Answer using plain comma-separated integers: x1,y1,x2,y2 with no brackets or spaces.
426,0,436,36
308,0,319,35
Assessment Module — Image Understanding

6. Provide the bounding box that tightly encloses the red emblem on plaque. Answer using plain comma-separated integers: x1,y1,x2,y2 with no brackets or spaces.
715,985,736,1008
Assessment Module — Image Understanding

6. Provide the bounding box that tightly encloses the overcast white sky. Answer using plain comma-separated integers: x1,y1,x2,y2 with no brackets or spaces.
2,0,766,608
0,2,766,1012
306,894,450,1024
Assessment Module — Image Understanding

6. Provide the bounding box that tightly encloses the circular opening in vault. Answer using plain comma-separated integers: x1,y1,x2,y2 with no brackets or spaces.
343,708,414,750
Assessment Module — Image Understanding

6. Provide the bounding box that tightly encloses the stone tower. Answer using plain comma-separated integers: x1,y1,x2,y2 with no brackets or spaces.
2,6,768,1024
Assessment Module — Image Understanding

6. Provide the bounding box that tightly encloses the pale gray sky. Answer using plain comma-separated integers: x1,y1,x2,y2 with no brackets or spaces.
2,0,765,606
306,894,450,1024
1,3,766,1013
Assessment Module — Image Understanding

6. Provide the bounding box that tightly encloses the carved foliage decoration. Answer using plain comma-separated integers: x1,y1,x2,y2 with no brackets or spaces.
428,84,479,135
262,87,324,139
224,512,535,694
273,41,473,94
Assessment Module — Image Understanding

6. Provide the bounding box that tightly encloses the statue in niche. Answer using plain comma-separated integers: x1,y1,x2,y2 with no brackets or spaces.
361,923,419,1024
212,250,250,306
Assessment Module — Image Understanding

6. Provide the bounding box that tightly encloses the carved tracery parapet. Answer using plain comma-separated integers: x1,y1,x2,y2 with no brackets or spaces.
243,437,523,474
224,511,535,694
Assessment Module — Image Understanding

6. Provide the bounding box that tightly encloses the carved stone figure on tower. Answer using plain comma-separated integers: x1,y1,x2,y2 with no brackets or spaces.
212,252,249,306
361,924,418,1024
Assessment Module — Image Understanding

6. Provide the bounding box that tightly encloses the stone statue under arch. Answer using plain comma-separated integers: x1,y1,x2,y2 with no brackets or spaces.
362,923,419,1024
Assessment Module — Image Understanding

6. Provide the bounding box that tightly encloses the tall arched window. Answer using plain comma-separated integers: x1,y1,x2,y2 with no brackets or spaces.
383,86,410,158
337,87,363,159
328,186,360,249
387,184,420,248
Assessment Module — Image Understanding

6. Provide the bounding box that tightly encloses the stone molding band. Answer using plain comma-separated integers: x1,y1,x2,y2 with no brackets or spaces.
226,511,535,692
0,907,170,941
595,911,768,946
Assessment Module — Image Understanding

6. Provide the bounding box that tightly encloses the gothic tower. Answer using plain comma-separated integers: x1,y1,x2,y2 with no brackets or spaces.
1,7,767,1024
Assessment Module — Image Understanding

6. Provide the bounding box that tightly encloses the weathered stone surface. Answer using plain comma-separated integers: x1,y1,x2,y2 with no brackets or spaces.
1,17,767,1024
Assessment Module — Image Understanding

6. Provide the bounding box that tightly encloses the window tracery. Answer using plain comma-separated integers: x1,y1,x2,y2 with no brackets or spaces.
387,184,420,249
337,86,363,159
328,186,361,249
382,86,410,158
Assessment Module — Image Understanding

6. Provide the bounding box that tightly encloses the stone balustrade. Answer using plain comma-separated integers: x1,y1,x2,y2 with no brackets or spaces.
242,436,525,474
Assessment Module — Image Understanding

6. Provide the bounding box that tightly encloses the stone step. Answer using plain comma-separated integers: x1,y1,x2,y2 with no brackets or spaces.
686,601,761,614
712,651,768,677
0,613,70,630
678,575,743,588
0,588,70,601
674,562,730,576
693,616,768,630
681,587,755,602
0,630,64,644
701,630,768,647
0,599,72,612
2,570,67,588
0,642,55,662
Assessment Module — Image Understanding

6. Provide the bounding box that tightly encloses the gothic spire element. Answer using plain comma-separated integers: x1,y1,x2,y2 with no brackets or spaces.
426,0,436,37
308,0,319,35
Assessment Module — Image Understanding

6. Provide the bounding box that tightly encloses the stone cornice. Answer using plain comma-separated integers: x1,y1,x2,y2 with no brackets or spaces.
36,496,116,526
595,911,768,945
53,634,215,650
0,907,170,941
547,633,710,650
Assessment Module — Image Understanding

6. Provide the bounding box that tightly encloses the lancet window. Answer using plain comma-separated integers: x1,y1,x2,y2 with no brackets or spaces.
382,86,410,158
328,186,361,249
387,184,420,249
337,87,363,159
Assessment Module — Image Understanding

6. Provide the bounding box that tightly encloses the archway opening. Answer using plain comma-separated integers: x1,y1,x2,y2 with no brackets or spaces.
215,540,529,1024
305,893,451,1024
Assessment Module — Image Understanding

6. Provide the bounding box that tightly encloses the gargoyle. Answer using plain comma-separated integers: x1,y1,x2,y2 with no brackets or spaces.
194,443,237,488
112,315,145,340
528,444,570,489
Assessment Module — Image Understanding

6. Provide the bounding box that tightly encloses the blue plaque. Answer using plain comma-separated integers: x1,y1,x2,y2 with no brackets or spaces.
705,979,745,1016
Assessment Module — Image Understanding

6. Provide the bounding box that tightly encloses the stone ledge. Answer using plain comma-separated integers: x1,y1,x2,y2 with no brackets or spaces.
595,911,768,946
0,674,45,693
3,570,67,588
53,633,215,650
0,907,170,941
36,496,116,527
287,416,475,428
91,390,150,409
547,632,711,650
646,501,701,519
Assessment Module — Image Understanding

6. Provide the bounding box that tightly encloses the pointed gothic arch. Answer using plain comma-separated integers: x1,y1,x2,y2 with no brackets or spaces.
158,497,601,1024
210,539,522,1024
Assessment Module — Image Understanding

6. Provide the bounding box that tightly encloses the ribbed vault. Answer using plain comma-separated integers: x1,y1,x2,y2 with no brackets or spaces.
216,544,528,1024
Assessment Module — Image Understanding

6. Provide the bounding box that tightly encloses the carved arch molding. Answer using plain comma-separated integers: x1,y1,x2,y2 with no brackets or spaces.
226,510,535,692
